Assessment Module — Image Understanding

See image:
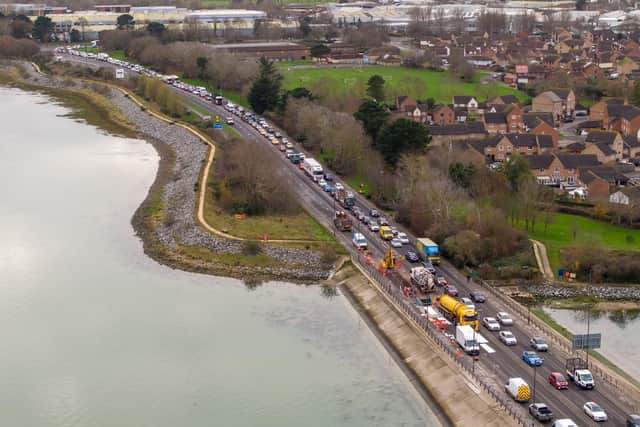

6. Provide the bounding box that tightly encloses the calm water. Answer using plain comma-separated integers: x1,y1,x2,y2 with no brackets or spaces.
0,87,440,427
544,307,640,381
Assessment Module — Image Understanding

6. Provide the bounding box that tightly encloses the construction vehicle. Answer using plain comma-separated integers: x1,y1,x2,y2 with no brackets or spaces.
379,226,394,240
416,237,440,265
566,357,594,389
439,294,478,330
456,325,480,355
410,266,435,293
381,249,396,269
336,188,355,210
333,211,353,232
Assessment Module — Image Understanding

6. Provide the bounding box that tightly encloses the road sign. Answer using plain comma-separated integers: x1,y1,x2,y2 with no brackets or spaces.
213,114,222,129
572,333,601,351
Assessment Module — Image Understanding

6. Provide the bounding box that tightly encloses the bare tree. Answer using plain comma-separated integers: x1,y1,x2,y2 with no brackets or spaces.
451,8,466,34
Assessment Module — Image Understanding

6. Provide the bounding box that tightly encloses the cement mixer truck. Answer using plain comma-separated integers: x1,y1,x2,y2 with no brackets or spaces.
439,294,478,330
410,267,435,293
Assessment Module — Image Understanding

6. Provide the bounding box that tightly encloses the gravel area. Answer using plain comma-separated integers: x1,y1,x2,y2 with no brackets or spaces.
13,64,331,281
527,284,640,300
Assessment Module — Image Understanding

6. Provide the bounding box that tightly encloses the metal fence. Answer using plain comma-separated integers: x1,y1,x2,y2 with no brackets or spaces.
350,253,536,427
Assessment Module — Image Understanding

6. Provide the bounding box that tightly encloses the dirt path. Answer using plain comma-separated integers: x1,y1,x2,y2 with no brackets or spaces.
531,239,554,281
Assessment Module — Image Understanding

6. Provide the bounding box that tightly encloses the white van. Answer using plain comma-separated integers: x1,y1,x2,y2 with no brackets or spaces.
505,377,530,402
552,419,578,427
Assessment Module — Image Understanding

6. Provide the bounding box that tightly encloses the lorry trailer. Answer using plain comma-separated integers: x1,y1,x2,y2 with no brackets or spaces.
416,238,440,265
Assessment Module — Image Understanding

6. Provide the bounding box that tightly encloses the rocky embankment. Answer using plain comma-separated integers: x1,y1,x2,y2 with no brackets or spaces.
12,63,331,282
527,284,640,301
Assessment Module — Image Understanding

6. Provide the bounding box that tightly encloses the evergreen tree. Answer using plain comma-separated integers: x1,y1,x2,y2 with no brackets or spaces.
354,99,390,140
375,119,430,166
32,16,53,42
366,74,385,101
248,57,283,114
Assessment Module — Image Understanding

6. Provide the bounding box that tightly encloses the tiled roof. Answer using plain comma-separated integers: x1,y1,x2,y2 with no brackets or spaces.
557,154,600,169
527,154,555,170
484,112,507,124
429,122,487,135
586,131,618,144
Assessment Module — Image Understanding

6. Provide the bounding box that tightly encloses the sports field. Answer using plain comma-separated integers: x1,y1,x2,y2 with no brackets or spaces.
281,66,527,104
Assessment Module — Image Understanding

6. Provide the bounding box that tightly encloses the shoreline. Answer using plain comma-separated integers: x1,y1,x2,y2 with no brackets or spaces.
0,61,332,283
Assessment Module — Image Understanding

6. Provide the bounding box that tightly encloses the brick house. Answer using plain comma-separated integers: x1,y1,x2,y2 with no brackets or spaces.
484,112,508,134
591,101,640,137
584,131,624,161
532,89,576,122
623,135,640,158
527,154,600,186
429,122,487,145
487,95,519,106
396,96,418,113
468,133,553,162
429,104,456,126
578,168,611,200
523,114,559,148
453,96,479,111
506,107,524,133
582,142,617,163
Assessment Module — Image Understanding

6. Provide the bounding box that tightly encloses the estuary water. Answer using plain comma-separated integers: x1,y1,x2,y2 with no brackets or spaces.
0,87,441,427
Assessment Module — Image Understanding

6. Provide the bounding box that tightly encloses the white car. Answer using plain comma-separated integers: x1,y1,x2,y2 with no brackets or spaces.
499,331,517,346
496,312,514,326
317,179,327,187
460,297,475,311
368,221,380,232
225,117,234,125
583,402,607,422
390,238,402,248
334,183,344,191
397,232,409,244
482,317,501,331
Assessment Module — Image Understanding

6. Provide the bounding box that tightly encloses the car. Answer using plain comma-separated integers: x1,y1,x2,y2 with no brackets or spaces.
522,351,543,367
390,226,399,236
390,238,402,248
444,285,458,296
278,144,286,152
460,297,475,311
322,183,332,192
397,232,409,244
627,414,640,427
423,262,436,274
530,337,549,352
405,251,419,263
274,132,282,139
584,402,607,422
379,217,389,226
548,372,569,390
499,331,518,346
362,216,371,225
552,419,578,427
496,312,514,326
356,212,365,222
282,138,289,144
285,149,295,158
483,317,501,331
285,142,294,149
324,173,333,181
369,209,380,217
317,178,327,187
469,291,486,303
529,403,554,422
435,275,448,286
334,183,344,191
368,221,379,232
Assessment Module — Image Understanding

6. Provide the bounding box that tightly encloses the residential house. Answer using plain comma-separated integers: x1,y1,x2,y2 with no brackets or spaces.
468,133,553,162
428,104,455,126
592,101,640,137
395,96,417,113
523,113,559,148
452,96,478,111
609,187,640,205
506,106,524,132
532,89,576,122
527,154,600,186
617,56,640,76
484,112,508,134
578,167,612,200
429,122,487,145
454,107,469,122
623,135,640,158
584,131,624,161
487,95,519,106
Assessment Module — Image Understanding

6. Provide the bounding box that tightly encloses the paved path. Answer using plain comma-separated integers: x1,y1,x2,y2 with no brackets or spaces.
531,239,554,281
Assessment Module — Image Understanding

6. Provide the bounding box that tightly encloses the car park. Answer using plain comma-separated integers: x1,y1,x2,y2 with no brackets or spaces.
530,337,549,352
397,232,409,244
584,402,607,422
499,331,517,346
548,372,569,390
522,351,543,367
529,403,554,422
483,317,501,331
496,312,514,326
470,291,486,303
405,251,419,263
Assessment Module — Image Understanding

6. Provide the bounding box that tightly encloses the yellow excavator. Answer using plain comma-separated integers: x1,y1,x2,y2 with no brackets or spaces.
380,249,396,270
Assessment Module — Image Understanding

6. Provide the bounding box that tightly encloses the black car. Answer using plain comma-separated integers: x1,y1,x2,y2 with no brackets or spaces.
405,251,419,263
369,209,380,218
529,403,553,422
470,291,486,303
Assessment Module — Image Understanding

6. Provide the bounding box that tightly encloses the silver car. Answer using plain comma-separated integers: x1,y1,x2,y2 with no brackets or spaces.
483,317,501,331
368,221,379,232
499,331,517,346
496,312,514,326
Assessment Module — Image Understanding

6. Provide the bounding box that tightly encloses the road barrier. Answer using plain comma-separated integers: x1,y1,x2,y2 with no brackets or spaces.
350,253,535,426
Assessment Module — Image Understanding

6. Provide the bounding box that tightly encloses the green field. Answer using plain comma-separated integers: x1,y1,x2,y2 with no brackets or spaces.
520,212,640,272
275,60,315,67
281,67,527,104
108,49,128,62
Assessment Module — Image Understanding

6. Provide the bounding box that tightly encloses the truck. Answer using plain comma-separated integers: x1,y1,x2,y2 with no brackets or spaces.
416,238,440,265
303,158,324,181
439,294,478,330
352,232,367,250
455,325,480,355
379,226,394,240
566,357,595,389
336,188,355,209
410,266,435,293
214,95,223,105
505,377,530,402
333,211,353,232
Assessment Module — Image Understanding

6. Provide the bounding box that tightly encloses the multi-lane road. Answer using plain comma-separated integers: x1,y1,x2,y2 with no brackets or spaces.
61,52,638,426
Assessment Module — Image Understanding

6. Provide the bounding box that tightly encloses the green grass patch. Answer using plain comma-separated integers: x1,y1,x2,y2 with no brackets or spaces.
519,212,640,272
281,66,528,104
178,244,282,267
344,174,371,197
180,76,250,109
201,0,325,5
108,49,128,62
275,60,315,67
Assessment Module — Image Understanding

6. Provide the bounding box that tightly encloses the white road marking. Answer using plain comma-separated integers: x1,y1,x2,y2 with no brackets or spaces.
481,344,495,354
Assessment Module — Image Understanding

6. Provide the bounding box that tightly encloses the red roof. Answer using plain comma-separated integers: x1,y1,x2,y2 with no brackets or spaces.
516,65,529,74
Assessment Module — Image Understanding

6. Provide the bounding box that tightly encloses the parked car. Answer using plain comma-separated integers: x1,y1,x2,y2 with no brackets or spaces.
529,403,554,422
522,351,544,367
405,251,419,263
499,331,518,346
548,372,569,390
496,312,514,326
444,285,458,296
584,402,607,422
483,317,501,331
470,291,486,303
530,337,549,352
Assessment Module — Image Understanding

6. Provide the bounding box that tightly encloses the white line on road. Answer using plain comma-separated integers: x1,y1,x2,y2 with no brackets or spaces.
481,344,495,354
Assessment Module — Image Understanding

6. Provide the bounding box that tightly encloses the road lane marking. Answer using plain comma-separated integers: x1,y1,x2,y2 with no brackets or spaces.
481,344,495,354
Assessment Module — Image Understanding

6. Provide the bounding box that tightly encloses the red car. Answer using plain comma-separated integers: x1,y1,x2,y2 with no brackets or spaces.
279,144,286,152
436,275,448,286
548,372,569,390
444,285,458,296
